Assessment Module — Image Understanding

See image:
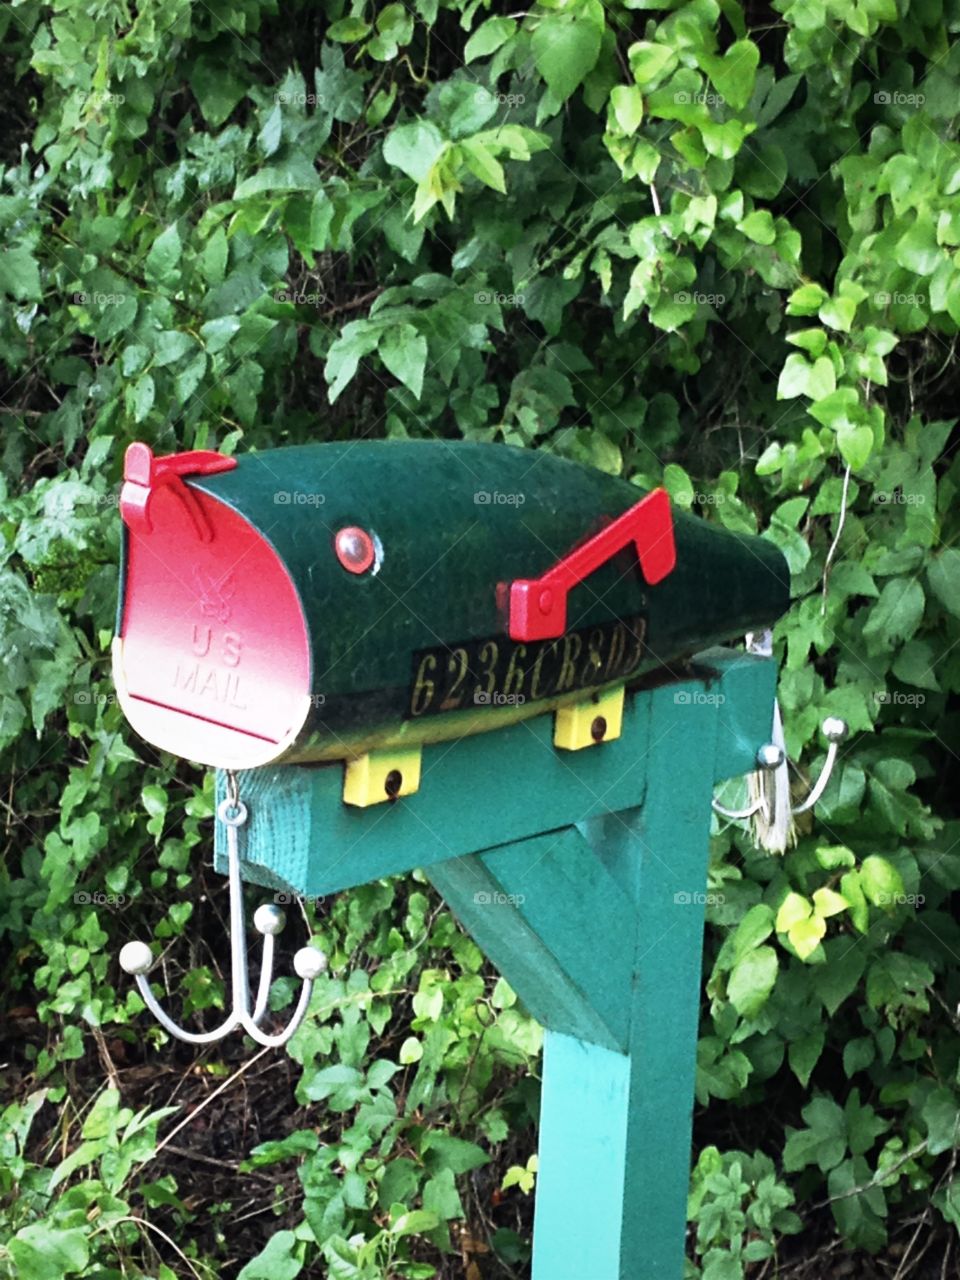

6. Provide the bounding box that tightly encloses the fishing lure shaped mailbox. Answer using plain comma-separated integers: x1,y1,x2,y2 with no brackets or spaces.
113,439,843,1279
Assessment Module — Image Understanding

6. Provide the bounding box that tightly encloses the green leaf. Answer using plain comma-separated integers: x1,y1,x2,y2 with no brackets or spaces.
532,6,604,102
895,214,943,276
730,903,776,962
0,246,41,301
437,80,498,139
399,1036,423,1064
927,548,960,617
837,421,875,471
815,844,857,871
813,887,849,919
237,1230,303,1280
628,41,677,90
789,914,826,961
235,158,319,199
776,891,812,933
728,945,778,1017
609,84,644,134
8,1226,89,1278
786,282,828,315
859,855,905,908
461,139,506,193
383,121,446,181
819,294,858,332
327,17,371,41
465,16,516,63
840,871,870,934
325,320,381,403
777,353,835,400
922,1088,960,1155
738,209,776,245
789,1029,825,1086
129,373,155,424
144,224,181,285
190,55,247,126
379,324,428,399
862,578,925,648
701,39,760,111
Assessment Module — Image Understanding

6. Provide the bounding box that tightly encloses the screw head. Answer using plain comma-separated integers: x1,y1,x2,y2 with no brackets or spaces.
822,716,849,744
253,904,286,936
756,742,785,771
119,940,154,976
294,946,328,981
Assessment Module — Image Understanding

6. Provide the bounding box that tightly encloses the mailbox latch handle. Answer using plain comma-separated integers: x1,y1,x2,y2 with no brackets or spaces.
508,488,676,642
120,442,238,542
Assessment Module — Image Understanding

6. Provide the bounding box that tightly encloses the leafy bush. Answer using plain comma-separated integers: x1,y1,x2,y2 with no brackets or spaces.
2,0,960,1275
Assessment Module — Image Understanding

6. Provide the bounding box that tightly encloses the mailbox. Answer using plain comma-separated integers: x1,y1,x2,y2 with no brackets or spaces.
113,440,789,775
114,437,819,1280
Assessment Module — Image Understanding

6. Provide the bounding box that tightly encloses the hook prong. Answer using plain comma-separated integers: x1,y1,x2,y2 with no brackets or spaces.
119,787,326,1047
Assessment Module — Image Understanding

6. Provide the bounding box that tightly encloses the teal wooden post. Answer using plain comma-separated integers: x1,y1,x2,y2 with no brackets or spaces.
216,648,778,1280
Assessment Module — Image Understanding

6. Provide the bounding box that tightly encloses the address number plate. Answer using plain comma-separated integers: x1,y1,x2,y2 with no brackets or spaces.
408,616,648,718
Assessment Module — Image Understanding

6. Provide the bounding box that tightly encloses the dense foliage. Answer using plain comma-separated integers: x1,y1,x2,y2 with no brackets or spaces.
2,0,960,1275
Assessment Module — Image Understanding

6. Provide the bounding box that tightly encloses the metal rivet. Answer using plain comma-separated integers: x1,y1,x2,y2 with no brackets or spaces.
384,769,403,799
591,716,607,742
822,716,849,743
539,588,553,614
755,743,784,771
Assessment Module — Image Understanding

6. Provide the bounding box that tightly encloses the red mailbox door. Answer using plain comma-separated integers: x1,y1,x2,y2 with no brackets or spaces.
114,445,312,769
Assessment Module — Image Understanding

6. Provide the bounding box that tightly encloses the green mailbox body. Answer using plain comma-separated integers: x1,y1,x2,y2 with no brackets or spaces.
114,438,791,1280
114,439,788,771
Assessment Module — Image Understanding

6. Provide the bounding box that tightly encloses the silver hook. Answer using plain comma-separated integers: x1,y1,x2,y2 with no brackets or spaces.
713,716,849,823
119,793,326,1046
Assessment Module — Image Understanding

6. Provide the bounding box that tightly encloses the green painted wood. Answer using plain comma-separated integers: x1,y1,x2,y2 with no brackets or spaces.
211,647,780,1280
532,1031,631,1280
214,680,653,895
426,825,635,1052
215,648,773,896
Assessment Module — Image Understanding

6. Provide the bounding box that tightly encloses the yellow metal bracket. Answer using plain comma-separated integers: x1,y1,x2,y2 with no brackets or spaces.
343,747,423,808
554,684,625,751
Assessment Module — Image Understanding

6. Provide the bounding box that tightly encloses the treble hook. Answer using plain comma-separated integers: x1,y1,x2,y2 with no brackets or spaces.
716,716,849,824
119,793,326,1046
